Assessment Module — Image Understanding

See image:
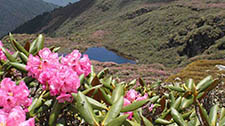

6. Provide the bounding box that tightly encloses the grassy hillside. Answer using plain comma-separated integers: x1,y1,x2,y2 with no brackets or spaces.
13,0,225,67
0,0,57,38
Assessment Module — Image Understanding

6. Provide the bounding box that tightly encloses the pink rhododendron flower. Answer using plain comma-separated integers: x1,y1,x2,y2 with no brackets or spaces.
125,89,138,102
38,48,59,66
61,50,81,67
26,48,91,103
0,106,35,126
48,66,80,103
0,109,7,125
123,98,131,106
136,93,148,101
61,50,91,76
56,94,72,103
26,55,42,79
26,48,59,82
148,104,154,112
123,89,149,119
0,78,32,112
75,54,91,76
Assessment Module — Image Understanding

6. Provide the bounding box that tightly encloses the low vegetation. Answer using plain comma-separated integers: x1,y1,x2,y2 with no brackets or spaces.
0,34,224,125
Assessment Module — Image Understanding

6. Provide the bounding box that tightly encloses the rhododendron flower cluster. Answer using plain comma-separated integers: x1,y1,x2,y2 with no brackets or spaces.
0,78,34,126
0,78,32,112
0,106,35,126
26,48,91,103
123,89,149,119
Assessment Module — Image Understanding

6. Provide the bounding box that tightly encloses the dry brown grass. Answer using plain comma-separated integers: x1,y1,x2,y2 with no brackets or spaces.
166,59,225,83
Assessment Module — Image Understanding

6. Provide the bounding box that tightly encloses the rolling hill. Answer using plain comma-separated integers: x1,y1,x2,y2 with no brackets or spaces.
0,0,57,38
12,0,225,67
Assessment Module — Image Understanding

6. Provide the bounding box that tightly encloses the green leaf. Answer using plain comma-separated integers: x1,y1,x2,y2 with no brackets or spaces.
196,76,213,92
140,112,153,126
209,104,218,126
79,74,85,85
24,77,35,85
219,117,225,126
126,119,141,126
36,34,44,52
49,101,63,126
10,36,29,56
171,107,187,126
188,117,199,126
9,62,27,72
86,96,108,110
19,52,28,64
56,123,64,126
29,39,37,54
128,79,137,88
155,118,171,125
52,47,60,52
198,103,210,125
28,92,44,116
169,92,175,106
28,98,38,116
12,51,19,59
133,110,141,123
1,47,16,62
9,33,17,50
82,85,102,95
168,86,185,92
150,80,161,89
0,71,4,76
220,107,225,120
186,79,194,90
149,96,160,103
171,96,182,110
180,97,193,109
96,115,105,122
102,96,124,125
97,68,109,79
100,76,113,89
99,88,112,105
106,114,129,126
74,92,99,125
121,99,149,112
182,109,194,119
160,109,170,119
90,65,95,76
111,84,124,104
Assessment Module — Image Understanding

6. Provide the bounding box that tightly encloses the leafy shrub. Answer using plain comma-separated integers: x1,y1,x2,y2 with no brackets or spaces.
0,34,224,125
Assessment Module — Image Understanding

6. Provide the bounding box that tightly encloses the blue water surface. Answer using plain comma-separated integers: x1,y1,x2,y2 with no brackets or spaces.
84,47,136,64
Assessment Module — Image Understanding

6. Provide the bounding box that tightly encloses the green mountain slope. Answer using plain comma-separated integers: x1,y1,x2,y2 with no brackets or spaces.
13,0,225,67
43,0,79,6
0,0,57,38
